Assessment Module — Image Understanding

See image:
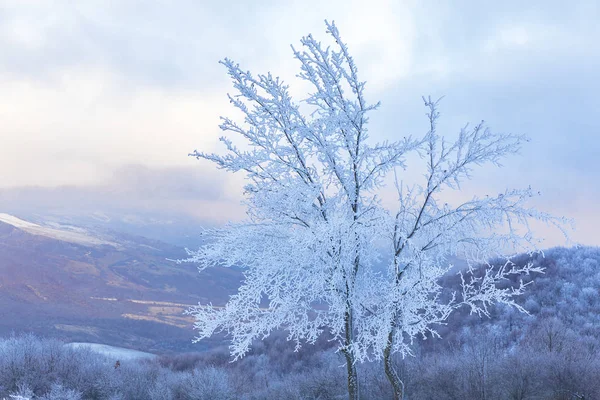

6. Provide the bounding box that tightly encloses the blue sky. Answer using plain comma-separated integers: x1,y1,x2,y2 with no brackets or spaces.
0,1,598,246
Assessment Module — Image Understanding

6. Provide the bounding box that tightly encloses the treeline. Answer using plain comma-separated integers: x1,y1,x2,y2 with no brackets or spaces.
1,324,599,400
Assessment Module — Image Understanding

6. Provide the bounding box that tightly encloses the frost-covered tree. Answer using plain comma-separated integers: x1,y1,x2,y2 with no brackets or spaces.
185,21,568,400
185,21,418,399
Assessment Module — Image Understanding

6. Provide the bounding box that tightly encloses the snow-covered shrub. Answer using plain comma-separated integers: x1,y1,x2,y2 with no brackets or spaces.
38,383,82,400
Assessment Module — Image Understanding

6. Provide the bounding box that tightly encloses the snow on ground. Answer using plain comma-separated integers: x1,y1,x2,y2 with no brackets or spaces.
0,213,120,248
66,342,157,361
0,213,40,229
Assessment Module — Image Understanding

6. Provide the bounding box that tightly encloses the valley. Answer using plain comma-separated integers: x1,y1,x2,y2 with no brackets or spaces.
0,213,241,353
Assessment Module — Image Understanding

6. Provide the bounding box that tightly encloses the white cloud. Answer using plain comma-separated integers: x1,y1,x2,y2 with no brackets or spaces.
0,68,226,187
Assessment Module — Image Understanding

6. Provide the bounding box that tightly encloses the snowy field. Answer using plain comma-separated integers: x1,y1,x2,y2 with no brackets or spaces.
66,342,156,361
0,213,120,248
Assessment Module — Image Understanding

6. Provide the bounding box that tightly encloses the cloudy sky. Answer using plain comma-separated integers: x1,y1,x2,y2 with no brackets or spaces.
0,0,598,245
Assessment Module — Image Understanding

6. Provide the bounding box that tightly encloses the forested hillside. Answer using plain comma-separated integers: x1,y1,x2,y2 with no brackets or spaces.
434,246,600,349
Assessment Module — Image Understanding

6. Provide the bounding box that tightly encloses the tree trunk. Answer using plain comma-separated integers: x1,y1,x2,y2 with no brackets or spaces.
343,236,361,400
343,348,359,400
384,331,404,400
343,308,359,400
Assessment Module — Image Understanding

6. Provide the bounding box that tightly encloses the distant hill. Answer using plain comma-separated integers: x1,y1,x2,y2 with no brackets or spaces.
423,246,600,352
0,213,241,353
